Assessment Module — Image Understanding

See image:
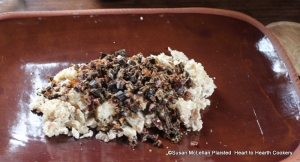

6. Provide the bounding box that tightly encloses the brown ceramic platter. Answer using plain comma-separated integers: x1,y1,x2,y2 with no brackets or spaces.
0,8,299,162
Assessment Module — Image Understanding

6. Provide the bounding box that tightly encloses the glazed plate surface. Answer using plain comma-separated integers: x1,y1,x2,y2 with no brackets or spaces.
0,8,299,162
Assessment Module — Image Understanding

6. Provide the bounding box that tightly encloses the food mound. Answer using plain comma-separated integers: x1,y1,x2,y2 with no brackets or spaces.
30,48,216,147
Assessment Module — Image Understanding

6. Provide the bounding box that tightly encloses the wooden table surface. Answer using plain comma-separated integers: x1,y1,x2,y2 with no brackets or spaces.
0,0,299,25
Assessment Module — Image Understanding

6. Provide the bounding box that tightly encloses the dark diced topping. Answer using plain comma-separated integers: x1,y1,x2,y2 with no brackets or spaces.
41,89,46,94
148,58,156,64
177,87,185,96
128,60,136,66
40,49,194,148
90,88,101,98
74,64,80,70
89,79,98,88
107,69,115,80
46,86,52,92
74,84,81,92
47,76,54,82
100,52,107,59
153,140,162,147
115,49,126,57
175,62,184,74
114,91,127,101
128,135,137,148
116,80,125,89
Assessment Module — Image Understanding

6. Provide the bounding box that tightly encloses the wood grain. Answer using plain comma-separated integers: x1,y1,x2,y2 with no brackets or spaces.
267,22,300,75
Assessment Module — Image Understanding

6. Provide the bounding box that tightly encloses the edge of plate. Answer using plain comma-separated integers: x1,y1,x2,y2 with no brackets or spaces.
1,7,299,161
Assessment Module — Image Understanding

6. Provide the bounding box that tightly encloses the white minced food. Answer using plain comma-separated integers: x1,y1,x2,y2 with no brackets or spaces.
151,47,216,131
29,48,216,142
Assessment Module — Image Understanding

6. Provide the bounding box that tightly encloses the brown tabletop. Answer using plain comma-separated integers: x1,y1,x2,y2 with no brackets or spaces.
0,0,300,25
